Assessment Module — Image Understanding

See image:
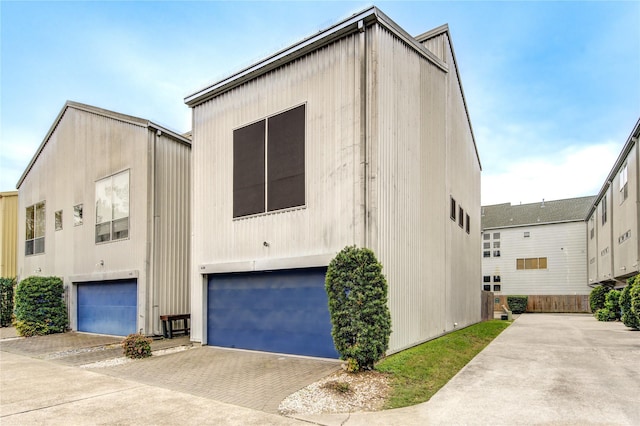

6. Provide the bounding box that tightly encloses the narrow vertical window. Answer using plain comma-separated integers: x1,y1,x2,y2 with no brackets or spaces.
55,210,63,231
601,195,607,225
74,204,83,226
465,213,470,234
450,197,456,221
458,206,464,228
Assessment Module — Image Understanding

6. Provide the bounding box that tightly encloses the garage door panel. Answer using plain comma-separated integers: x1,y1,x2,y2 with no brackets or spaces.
207,268,337,358
77,280,137,336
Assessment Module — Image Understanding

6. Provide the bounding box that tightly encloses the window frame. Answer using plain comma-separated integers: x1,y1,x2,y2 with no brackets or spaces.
233,104,306,218
74,204,83,226
95,169,130,244
25,201,45,256
55,210,63,231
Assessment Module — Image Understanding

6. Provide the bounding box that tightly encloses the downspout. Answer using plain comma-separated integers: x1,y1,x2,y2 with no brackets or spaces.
146,129,159,335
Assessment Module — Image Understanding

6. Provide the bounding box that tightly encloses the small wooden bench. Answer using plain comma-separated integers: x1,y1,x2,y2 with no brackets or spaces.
160,314,190,339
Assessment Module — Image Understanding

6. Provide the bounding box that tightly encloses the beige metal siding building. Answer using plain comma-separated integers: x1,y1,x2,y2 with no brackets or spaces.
587,118,640,286
0,191,18,278
16,102,190,336
186,7,481,357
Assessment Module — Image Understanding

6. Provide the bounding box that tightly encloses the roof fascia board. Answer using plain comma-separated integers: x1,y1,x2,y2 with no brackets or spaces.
184,6,448,107
586,117,640,218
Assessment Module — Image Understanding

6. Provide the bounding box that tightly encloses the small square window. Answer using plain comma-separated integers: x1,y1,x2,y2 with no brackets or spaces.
483,242,490,249
483,276,491,282
524,231,530,238
493,250,501,257
493,275,501,282
493,242,500,249
493,284,501,292
483,233,490,241
55,210,63,231
483,251,490,258
483,284,491,291
493,232,500,239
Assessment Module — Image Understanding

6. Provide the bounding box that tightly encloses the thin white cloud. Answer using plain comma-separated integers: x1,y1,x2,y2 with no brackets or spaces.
482,141,621,206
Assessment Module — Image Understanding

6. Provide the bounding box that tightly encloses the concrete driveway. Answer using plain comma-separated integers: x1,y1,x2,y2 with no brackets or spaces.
299,314,640,425
1,329,339,423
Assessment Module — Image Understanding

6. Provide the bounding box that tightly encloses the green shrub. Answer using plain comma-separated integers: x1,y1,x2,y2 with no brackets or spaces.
631,279,640,327
122,333,152,359
589,285,611,313
14,276,68,336
325,246,392,371
603,289,621,321
595,308,614,322
507,295,528,314
620,277,639,329
0,277,16,327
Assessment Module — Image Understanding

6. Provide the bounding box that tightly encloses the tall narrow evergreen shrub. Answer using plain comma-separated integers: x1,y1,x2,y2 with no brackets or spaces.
14,276,68,336
589,285,611,314
0,277,16,327
620,279,638,329
325,246,391,371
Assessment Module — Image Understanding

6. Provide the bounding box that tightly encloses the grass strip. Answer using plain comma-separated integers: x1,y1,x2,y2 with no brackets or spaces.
376,320,511,409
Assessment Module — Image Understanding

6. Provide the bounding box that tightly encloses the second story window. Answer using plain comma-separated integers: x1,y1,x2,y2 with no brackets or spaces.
25,201,45,255
233,105,305,218
96,170,130,243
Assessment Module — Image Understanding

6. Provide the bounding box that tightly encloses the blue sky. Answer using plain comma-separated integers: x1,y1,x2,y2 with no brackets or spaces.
1,1,639,205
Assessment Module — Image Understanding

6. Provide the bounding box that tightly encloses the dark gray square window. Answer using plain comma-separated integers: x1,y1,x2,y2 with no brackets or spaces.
483,284,491,291
233,105,305,218
483,276,491,282
493,284,501,292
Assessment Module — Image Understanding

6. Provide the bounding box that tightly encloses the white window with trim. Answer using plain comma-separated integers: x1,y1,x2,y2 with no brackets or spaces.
95,170,130,243
25,201,45,255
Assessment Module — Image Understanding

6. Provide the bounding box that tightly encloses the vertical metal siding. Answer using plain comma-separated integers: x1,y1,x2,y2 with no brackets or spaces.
369,26,480,353
611,143,638,277
0,192,18,278
190,35,363,341
16,106,187,335
151,134,191,334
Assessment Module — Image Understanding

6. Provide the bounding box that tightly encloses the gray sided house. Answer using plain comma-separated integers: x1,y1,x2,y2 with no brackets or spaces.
17,101,191,337
481,196,595,297
587,118,640,287
186,7,481,358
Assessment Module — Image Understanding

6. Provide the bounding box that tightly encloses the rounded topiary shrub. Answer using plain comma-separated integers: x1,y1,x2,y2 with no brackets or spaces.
507,295,528,314
122,333,152,359
621,276,639,329
603,289,621,321
14,276,68,337
0,277,16,327
631,279,640,327
589,285,611,313
325,246,391,371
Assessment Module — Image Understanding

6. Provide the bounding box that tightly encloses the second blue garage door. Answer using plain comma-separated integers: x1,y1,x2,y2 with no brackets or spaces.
207,268,337,358
77,279,137,336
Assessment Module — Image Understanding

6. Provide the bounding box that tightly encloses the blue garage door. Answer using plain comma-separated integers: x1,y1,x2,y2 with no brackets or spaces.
207,268,337,358
77,279,137,336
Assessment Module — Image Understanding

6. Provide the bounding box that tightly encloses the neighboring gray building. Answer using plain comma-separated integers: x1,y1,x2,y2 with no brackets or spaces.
185,7,481,358
481,196,595,296
587,118,640,287
17,101,191,336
